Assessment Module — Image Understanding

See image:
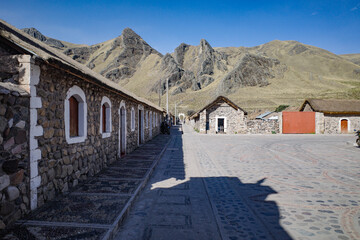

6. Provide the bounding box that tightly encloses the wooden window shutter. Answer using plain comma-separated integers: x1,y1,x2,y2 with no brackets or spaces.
69,96,79,137
102,104,106,133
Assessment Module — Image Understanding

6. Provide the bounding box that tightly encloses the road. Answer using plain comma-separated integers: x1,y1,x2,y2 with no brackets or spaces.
115,125,360,240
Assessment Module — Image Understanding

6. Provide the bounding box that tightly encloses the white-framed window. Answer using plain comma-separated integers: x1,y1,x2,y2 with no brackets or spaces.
155,113,157,126
153,113,156,127
64,85,87,144
145,110,148,129
100,96,112,138
131,107,135,131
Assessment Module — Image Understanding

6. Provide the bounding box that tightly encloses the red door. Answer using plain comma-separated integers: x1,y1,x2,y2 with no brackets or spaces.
341,119,348,133
283,112,315,134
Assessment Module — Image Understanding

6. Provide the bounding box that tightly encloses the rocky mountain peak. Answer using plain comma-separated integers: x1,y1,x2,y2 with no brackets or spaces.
22,27,64,49
121,28,141,40
174,43,190,68
199,39,214,55
22,27,47,42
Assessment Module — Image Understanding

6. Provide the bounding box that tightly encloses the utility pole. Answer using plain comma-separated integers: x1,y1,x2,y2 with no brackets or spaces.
175,102,177,125
158,80,161,107
166,78,169,121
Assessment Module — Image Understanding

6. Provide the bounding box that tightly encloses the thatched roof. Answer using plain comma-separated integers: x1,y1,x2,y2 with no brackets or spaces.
190,96,247,119
300,99,360,114
0,19,162,111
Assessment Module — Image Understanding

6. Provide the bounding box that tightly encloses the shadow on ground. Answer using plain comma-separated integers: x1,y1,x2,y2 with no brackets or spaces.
142,125,292,240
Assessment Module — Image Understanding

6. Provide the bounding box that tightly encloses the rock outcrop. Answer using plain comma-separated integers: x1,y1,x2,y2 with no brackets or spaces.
22,28,65,49
218,54,282,94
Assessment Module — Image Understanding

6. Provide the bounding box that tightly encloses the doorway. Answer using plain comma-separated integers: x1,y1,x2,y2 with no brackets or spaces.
341,119,348,133
120,106,126,156
138,109,144,145
217,118,225,133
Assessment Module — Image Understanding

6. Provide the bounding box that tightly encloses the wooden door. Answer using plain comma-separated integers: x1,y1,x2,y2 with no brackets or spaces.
341,119,348,133
120,108,126,156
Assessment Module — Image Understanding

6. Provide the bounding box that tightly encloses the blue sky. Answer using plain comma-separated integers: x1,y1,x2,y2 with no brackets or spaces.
1,0,360,54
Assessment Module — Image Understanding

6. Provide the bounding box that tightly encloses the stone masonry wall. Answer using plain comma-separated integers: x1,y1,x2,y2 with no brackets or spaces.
246,120,280,134
0,87,30,229
206,102,246,134
324,115,360,134
35,63,161,208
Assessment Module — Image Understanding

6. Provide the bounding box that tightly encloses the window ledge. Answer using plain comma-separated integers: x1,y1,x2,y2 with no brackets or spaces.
66,136,86,144
102,132,111,138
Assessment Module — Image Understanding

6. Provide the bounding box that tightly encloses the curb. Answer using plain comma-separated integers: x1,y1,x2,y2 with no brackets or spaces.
102,135,172,240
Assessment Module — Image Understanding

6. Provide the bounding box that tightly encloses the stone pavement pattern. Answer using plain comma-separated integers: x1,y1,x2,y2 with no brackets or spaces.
115,125,360,240
1,134,171,240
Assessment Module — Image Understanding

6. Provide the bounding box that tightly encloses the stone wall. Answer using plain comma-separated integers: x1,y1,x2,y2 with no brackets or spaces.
0,85,30,229
35,63,161,208
246,120,280,134
324,115,360,134
205,102,246,134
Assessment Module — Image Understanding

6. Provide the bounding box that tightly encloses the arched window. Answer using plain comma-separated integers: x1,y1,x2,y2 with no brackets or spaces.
131,107,135,131
69,96,79,137
145,110,148,129
100,96,112,138
153,112,156,127
65,85,87,144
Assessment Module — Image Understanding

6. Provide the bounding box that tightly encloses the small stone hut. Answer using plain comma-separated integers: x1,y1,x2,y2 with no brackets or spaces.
0,20,163,228
190,96,247,134
299,99,360,134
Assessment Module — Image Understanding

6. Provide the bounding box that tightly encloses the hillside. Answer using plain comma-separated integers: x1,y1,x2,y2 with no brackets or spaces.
340,53,360,66
22,28,360,113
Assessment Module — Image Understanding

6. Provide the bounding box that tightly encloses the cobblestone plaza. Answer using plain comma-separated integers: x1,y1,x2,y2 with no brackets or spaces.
116,125,360,240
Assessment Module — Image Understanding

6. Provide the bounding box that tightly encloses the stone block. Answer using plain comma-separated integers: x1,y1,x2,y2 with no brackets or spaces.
0,220,5,229
8,118,13,128
15,130,27,144
10,169,24,186
5,108,13,119
2,160,19,174
61,166,67,178
63,156,70,165
47,168,55,181
3,137,14,151
11,144,23,155
30,97,42,109
15,120,26,129
43,128,55,139
67,165,73,175
6,186,20,201
0,175,10,191
0,202,14,216
48,159,56,168
62,182,68,193
0,105,6,116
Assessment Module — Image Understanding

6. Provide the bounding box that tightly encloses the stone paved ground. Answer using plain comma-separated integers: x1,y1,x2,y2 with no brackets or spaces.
115,125,360,240
1,134,171,240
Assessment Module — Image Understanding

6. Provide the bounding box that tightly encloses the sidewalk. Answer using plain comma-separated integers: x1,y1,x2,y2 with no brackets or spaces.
1,132,172,240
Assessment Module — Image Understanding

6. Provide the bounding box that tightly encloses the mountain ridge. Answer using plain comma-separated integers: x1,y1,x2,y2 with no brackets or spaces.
21,27,360,113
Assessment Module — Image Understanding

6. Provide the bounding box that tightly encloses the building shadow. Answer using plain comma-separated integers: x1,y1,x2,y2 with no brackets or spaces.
148,124,293,239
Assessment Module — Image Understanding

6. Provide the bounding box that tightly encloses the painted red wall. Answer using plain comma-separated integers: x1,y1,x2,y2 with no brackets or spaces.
283,112,315,134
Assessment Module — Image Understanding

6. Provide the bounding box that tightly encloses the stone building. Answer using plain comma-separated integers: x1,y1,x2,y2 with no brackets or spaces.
299,99,360,134
0,20,163,228
189,96,247,134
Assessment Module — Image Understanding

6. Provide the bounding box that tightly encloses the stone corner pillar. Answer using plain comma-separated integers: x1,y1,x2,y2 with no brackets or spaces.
199,110,207,134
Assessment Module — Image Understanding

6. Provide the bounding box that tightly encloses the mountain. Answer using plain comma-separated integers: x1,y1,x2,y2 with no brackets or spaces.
22,28,360,113
340,53,360,66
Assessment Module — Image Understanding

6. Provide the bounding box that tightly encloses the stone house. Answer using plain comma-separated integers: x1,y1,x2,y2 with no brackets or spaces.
0,20,163,228
189,96,247,134
299,99,360,134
